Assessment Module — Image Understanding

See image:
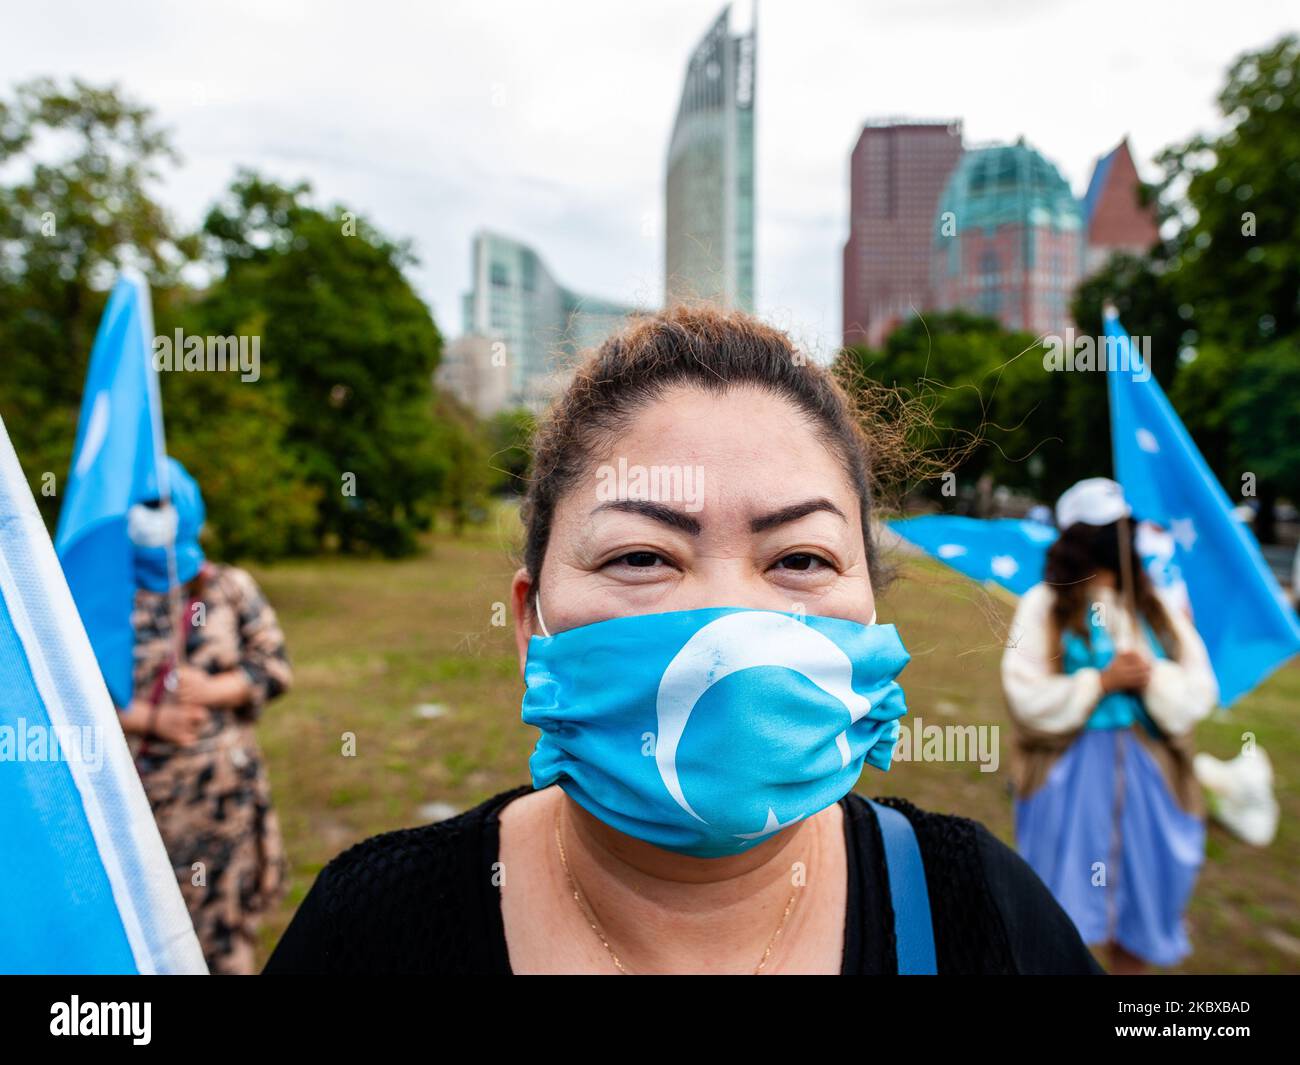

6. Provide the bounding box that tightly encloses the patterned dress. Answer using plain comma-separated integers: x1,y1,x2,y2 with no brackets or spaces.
126,561,292,975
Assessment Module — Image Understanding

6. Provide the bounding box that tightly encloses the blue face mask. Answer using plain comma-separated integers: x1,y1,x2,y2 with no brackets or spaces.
522,603,911,859
130,457,206,593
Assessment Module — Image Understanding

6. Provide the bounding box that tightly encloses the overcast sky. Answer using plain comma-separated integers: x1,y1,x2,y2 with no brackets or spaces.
3,0,1295,358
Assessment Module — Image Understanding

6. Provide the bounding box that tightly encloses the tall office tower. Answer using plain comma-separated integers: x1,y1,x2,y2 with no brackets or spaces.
664,3,756,312
1082,138,1160,275
457,230,640,413
842,120,965,348
931,140,1084,337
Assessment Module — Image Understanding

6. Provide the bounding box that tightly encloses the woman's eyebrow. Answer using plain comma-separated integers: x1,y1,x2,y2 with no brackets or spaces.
591,499,701,535
751,498,846,533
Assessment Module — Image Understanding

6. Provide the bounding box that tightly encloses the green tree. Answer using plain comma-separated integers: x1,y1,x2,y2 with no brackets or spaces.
838,311,1080,505
1072,251,1186,393
0,79,320,559
153,288,321,560
196,171,445,555
0,78,190,522
1152,33,1300,539
430,395,493,535
1156,34,1300,348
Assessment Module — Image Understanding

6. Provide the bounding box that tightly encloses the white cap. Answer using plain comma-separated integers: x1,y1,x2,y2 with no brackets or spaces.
1055,477,1131,531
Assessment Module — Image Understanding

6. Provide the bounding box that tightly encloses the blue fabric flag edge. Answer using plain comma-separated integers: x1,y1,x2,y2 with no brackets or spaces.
0,413,206,974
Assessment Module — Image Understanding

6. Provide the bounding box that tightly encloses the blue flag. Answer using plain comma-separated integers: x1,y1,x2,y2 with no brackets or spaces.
54,276,168,709
0,413,205,973
1106,311,1300,705
888,515,1058,596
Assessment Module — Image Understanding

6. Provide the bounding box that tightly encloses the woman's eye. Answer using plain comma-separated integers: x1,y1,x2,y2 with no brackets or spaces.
614,551,663,568
775,552,830,573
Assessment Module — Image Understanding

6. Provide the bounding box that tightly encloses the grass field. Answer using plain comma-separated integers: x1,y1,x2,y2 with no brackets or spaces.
248,512,1300,973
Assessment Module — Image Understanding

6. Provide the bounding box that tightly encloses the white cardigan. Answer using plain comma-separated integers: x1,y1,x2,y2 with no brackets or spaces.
1001,583,1219,737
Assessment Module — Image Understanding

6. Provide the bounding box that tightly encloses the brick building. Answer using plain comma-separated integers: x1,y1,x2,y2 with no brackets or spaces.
842,120,964,349
1083,137,1160,274
931,139,1084,337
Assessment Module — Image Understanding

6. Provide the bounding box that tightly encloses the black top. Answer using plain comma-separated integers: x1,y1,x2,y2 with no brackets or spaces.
264,784,1104,975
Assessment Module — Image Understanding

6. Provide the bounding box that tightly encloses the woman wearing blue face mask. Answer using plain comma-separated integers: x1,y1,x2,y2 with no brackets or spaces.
265,306,1102,975
116,457,294,975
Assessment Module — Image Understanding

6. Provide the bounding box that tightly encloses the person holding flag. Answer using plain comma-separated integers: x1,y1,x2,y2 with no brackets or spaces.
1000,477,1219,973
114,457,294,975
54,274,293,974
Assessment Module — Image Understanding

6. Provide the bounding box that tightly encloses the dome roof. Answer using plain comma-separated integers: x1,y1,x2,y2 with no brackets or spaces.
936,140,1082,236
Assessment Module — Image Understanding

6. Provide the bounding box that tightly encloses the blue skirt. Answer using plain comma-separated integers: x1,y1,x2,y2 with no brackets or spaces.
1014,728,1205,966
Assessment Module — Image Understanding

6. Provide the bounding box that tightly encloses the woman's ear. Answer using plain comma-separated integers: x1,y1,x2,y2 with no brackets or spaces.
510,567,536,678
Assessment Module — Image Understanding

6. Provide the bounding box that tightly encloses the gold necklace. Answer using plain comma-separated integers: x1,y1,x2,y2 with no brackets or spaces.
554,805,800,975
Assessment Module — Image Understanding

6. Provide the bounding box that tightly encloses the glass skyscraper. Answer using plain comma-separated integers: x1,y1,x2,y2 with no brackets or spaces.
664,3,755,312
459,231,639,412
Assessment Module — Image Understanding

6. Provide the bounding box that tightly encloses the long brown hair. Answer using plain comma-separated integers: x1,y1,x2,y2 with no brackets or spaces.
1042,518,1180,666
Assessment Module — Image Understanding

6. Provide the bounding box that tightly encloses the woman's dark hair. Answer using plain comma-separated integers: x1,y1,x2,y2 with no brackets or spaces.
520,304,901,603
1042,518,1180,663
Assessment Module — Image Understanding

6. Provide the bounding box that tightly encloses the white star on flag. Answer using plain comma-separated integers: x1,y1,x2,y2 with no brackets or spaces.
1136,427,1161,453
991,555,1020,579
937,543,967,559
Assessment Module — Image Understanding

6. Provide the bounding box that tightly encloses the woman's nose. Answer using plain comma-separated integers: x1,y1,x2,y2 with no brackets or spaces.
669,563,798,614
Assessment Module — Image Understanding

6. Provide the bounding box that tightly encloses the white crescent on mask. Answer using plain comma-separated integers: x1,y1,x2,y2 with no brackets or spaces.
654,611,876,829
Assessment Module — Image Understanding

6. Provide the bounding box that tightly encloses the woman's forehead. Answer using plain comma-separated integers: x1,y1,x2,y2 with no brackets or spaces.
554,391,861,530
596,385,839,466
